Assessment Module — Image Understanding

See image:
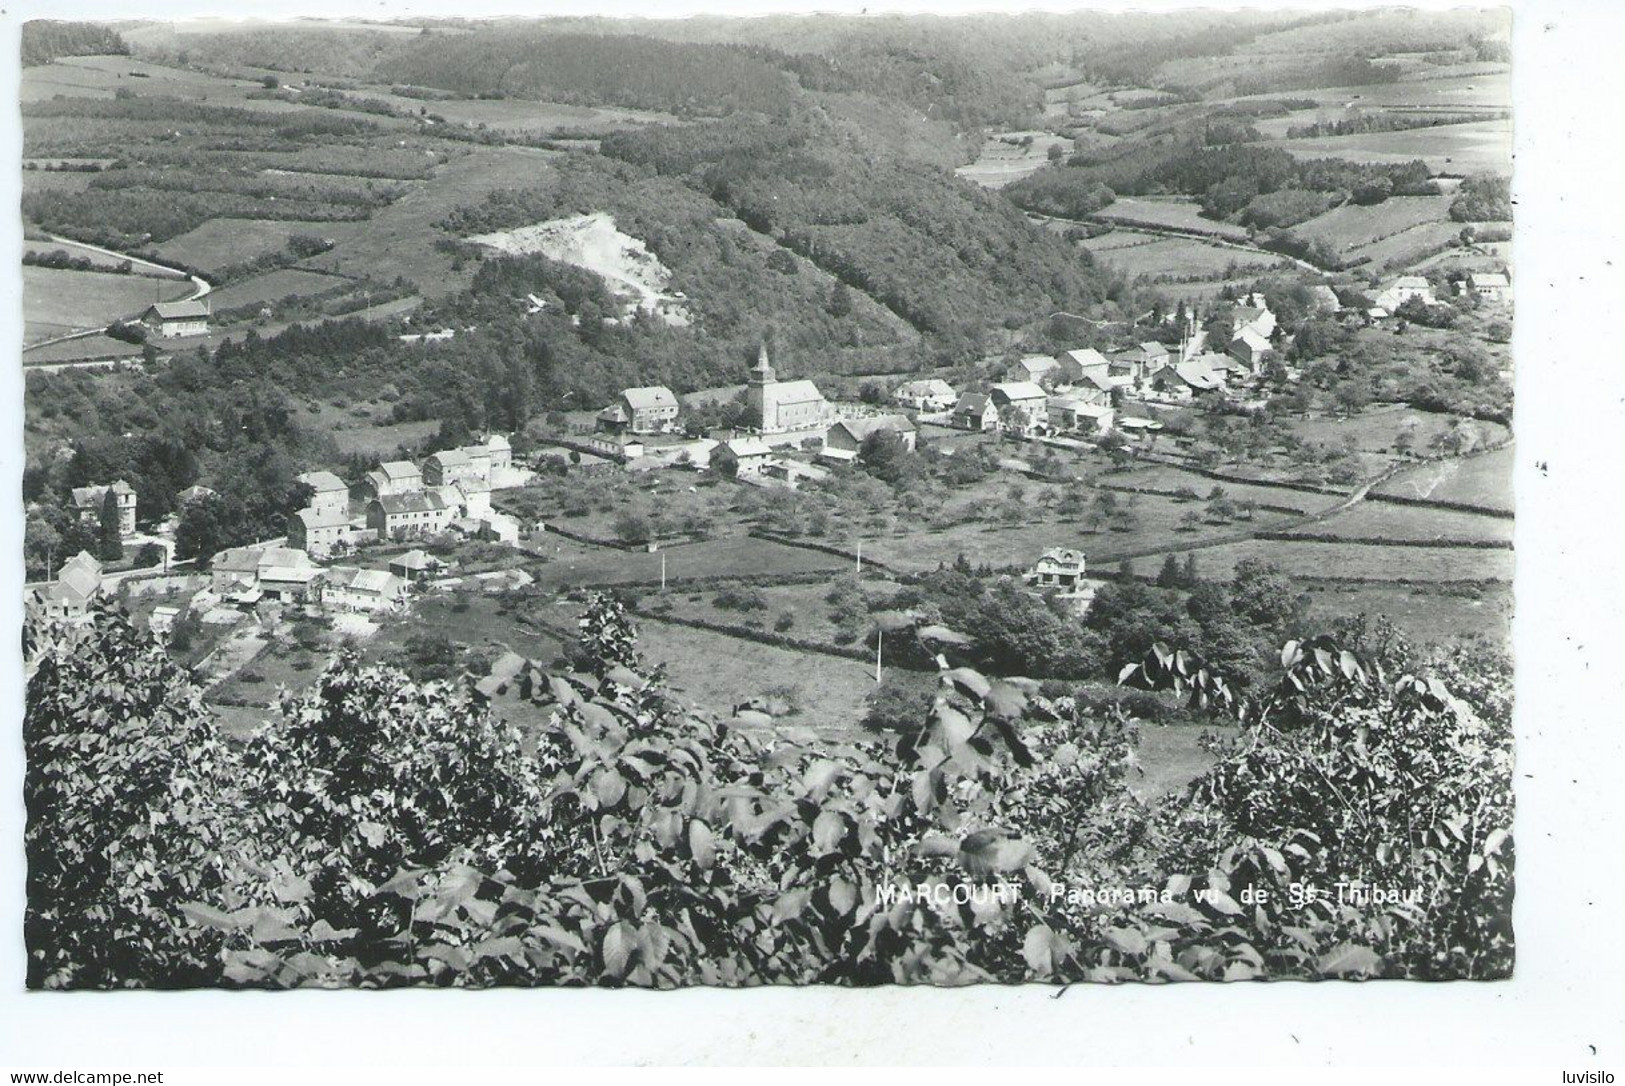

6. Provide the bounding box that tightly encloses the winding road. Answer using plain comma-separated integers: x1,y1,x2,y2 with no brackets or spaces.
21,237,212,361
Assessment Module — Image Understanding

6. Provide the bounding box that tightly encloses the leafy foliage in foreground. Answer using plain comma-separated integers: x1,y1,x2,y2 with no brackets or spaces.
24,596,1512,988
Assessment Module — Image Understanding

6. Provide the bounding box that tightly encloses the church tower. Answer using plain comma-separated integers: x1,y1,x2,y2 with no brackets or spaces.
747,343,776,432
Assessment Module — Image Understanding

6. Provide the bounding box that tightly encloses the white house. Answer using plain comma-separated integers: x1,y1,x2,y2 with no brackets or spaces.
823,415,918,460
1047,396,1115,436
989,381,1049,434
893,378,957,412
143,299,210,339
713,436,775,477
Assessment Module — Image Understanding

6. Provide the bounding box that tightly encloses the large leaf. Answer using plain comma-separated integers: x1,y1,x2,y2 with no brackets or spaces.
601,921,638,978
688,818,717,870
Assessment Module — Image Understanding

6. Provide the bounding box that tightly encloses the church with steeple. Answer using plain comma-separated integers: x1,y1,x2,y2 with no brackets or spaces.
746,344,833,434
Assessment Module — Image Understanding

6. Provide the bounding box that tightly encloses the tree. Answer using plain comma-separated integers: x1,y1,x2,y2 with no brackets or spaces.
25,603,234,988
613,510,654,545
1156,554,1183,588
1333,382,1371,417
97,489,123,563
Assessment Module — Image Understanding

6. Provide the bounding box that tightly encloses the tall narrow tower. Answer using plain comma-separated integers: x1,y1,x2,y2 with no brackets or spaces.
747,343,776,432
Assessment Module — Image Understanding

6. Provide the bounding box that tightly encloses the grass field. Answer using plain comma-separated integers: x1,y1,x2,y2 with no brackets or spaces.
1301,580,1512,646
1294,195,1455,252
1091,197,1252,240
22,265,193,344
1347,221,1469,272
1275,118,1511,175
525,533,849,597
24,237,179,275
955,132,1074,189
22,334,147,364
1088,236,1291,278
154,218,337,275
1284,405,1506,458
1291,500,1512,543
1137,537,1513,584
1373,445,1515,513
205,267,352,310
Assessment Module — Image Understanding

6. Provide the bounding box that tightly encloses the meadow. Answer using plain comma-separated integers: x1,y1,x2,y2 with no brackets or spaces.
205,267,354,311
153,218,337,275
1293,195,1456,252
1292,501,1512,544
1373,445,1516,514
1135,537,1513,584
1275,117,1512,175
21,265,193,344
1091,197,1252,240
1089,236,1291,279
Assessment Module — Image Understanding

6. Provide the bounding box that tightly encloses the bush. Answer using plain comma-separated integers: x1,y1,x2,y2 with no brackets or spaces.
713,586,768,612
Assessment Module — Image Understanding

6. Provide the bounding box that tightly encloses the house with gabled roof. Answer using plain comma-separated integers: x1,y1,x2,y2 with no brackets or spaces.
321,567,409,613
298,470,350,519
1374,275,1435,312
1047,396,1116,436
288,506,353,558
1022,547,1101,614
360,460,423,502
989,381,1049,435
951,392,999,431
823,415,918,460
712,436,775,477
28,551,104,626
1060,347,1112,384
366,490,453,541
617,386,681,434
892,378,957,412
143,298,210,338
1464,271,1510,302
1228,326,1274,371
1007,354,1063,387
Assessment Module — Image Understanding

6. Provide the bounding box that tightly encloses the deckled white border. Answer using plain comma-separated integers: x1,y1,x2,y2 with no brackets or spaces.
1,0,1621,1068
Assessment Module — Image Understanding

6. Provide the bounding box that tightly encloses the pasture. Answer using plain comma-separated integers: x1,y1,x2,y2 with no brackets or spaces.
1089,236,1291,279
1290,500,1512,544
1294,195,1455,252
1301,581,1512,646
1348,221,1468,272
22,265,193,344
1373,445,1515,514
154,218,337,275
205,267,352,310
1283,405,1506,459
24,236,181,276
1091,197,1252,241
1134,537,1513,584
1275,118,1512,176
955,132,1074,190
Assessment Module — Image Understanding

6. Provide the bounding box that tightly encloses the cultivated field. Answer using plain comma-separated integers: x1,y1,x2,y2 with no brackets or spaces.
21,265,193,344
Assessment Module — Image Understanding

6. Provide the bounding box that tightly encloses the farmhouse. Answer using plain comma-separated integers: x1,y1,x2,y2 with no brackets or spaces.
951,392,999,431
1374,275,1435,312
1150,359,1226,401
297,470,350,519
210,545,316,601
287,506,352,558
143,299,210,339
712,436,775,478
1109,342,1168,384
321,567,408,613
1060,348,1112,384
823,415,918,460
360,460,423,501
1007,354,1063,387
28,550,104,627
423,448,488,490
71,480,137,537
1464,271,1511,302
989,381,1049,434
1227,327,1274,371
1232,299,1277,340
747,346,833,434
615,386,681,434
366,491,453,541
1047,396,1115,436
588,432,646,462
892,378,957,412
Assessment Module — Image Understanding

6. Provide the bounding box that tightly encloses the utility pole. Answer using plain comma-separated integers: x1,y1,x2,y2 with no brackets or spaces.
660,552,666,591
874,628,883,684
855,539,862,575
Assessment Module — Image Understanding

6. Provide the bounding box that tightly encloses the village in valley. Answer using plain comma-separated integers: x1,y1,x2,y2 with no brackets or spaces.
22,10,1514,772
